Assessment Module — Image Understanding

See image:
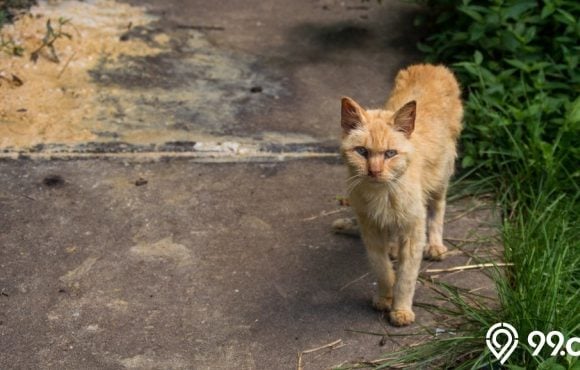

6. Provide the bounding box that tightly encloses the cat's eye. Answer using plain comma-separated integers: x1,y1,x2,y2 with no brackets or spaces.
385,149,398,158
354,147,368,157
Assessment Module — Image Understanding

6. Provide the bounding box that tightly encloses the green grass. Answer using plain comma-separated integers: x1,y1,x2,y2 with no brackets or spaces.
337,161,579,370
337,1,580,368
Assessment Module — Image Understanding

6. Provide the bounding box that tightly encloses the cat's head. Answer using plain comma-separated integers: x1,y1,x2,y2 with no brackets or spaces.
340,97,416,184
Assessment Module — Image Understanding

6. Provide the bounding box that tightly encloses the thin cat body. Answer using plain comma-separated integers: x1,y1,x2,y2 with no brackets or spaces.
340,64,463,326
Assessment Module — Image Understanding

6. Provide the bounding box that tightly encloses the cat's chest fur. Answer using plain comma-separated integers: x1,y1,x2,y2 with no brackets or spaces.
351,181,424,229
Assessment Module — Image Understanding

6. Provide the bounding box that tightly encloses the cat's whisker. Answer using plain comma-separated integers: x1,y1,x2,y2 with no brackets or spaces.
346,173,364,185
346,177,364,197
349,177,364,192
346,174,361,183
346,175,363,184
346,179,358,194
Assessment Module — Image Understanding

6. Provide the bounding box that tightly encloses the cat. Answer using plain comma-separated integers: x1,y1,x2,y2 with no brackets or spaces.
340,64,463,326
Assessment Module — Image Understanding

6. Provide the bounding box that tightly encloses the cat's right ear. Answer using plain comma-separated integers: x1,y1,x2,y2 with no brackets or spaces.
341,97,364,134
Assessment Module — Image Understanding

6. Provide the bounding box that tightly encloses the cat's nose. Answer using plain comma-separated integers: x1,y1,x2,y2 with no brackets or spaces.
368,170,382,178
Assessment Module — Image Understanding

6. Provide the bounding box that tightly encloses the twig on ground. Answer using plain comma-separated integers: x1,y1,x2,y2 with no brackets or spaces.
302,208,346,221
57,51,76,79
297,339,343,370
176,24,225,31
443,237,479,243
425,262,513,274
441,249,463,258
468,287,485,294
345,329,422,337
435,267,465,279
297,352,303,370
301,339,343,354
339,273,369,291
311,342,345,362
2,191,36,201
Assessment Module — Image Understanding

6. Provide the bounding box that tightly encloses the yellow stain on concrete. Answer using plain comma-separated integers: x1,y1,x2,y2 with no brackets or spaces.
0,0,164,149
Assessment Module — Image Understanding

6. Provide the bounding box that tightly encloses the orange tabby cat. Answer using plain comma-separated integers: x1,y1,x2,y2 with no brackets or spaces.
340,64,463,326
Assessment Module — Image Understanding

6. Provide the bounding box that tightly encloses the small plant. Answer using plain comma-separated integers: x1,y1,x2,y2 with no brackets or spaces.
0,34,24,56
0,0,35,56
30,17,72,63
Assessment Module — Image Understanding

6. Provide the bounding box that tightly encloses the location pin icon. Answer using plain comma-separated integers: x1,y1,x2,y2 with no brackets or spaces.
486,323,519,364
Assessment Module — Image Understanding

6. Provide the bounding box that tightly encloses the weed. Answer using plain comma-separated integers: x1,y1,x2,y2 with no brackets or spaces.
0,0,35,56
0,35,24,56
30,17,72,63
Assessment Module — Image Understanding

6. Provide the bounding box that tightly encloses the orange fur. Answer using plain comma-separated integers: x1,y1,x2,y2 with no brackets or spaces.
340,64,463,326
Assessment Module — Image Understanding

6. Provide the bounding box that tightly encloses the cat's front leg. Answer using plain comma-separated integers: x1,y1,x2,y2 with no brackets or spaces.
390,221,425,326
360,223,396,311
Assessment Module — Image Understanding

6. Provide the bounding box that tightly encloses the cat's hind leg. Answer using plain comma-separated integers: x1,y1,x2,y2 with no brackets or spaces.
425,187,448,261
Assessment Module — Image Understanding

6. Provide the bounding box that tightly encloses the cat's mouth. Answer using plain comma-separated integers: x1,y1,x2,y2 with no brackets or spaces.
366,176,388,184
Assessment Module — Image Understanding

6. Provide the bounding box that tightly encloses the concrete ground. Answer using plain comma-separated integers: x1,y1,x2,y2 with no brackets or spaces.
0,1,499,369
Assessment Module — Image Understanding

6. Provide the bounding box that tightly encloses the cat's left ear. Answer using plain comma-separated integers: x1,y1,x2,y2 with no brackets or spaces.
393,101,416,137
341,97,365,135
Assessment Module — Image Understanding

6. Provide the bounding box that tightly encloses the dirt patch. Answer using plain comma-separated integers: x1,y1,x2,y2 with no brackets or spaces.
0,0,285,151
0,0,161,149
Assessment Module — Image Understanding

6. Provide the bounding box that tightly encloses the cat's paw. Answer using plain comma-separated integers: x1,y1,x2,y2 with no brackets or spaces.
425,244,448,261
372,295,393,311
331,217,359,237
389,309,415,326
